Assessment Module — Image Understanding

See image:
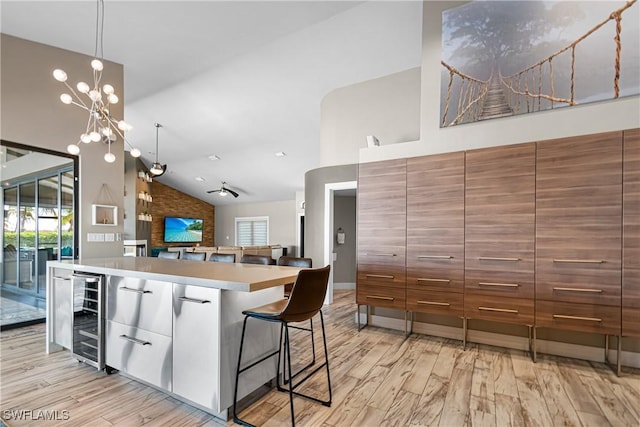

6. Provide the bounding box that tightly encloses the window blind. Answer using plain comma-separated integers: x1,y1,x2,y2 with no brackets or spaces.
235,217,268,246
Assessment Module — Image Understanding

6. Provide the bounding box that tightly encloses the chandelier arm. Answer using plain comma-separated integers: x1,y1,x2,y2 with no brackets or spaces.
62,81,89,109
104,116,126,140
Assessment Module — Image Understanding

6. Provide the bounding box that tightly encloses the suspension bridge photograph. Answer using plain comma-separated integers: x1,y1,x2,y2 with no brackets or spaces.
440,0,639,127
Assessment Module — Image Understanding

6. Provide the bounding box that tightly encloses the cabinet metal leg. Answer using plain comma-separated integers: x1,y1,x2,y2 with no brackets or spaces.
462,317,467,350
529,326,537,363
604,335,621,376
357,305,369,331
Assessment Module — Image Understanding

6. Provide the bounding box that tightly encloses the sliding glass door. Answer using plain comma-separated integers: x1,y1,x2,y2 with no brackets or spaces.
1,141,77,328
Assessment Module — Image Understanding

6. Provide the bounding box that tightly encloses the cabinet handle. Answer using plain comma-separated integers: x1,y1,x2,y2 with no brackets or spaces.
366,274,395,279
553,287,603,294
54,276,71,281
417,255,453,260
417,278,451,284
553,259,605,264
366,253,397,257
119,335,151,346
417,301,450,306
479,282,520,288
553,314,602,322
179,296,211,304
367,295,394,301
478,257,520,262
119,286,152,294
71,274,100,283
478,306,518,314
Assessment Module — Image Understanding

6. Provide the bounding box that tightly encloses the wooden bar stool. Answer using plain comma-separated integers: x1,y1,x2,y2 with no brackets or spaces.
233,265,332,427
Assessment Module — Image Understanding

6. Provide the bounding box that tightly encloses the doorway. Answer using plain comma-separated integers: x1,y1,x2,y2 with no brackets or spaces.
1,141,78,329
323,181,357,304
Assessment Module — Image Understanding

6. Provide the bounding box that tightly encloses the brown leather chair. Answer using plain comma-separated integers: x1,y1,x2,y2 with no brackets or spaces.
278,256,312,297
233,265,332,427
157,251,180,259
182,252,206,261
240,254,275,265
209,253,236,263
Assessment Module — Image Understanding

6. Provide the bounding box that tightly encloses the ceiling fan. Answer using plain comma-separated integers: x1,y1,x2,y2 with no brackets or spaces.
207,182,239,198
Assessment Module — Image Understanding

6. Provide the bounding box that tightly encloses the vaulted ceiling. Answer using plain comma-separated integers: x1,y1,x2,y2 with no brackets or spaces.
1,1,423,204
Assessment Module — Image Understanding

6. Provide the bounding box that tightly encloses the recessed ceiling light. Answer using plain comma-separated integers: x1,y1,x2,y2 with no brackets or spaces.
195,177,206,182
208,154,220,161
275,151,286,157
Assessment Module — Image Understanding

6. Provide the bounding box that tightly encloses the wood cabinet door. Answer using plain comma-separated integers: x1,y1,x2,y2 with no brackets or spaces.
623,128,640,336
357,159,406,267
406,152,464,315
465,143,536,303
536,132,622,310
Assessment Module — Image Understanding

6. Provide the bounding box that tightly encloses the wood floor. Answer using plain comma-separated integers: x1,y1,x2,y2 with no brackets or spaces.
1,290,638,427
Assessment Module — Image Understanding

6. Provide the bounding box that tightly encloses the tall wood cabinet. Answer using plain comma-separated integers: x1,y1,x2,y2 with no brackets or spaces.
464,143,536,328
536,132,623,336
406,152,465,321
356,159,406,313
623,128,640,337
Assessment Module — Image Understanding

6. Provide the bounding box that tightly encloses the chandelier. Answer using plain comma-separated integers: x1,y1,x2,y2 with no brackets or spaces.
52,0,140,163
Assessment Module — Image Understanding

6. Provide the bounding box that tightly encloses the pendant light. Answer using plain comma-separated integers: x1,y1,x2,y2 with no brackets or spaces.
149,123,167,176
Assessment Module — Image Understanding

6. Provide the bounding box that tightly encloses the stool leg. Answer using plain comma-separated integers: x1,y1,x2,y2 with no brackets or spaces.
319,310,333,405
233,316,251,426
284,324,296,427
276,323,285,390
310,317,316,366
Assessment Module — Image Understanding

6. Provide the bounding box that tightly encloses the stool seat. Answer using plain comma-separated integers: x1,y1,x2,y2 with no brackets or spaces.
242,299,288,319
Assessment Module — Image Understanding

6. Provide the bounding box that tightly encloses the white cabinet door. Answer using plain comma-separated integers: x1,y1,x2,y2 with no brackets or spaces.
172,284,221,412
52,270,73,349
107,276,172,336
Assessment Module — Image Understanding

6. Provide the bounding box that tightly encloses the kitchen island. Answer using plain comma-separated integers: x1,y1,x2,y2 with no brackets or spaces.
46,257,300,420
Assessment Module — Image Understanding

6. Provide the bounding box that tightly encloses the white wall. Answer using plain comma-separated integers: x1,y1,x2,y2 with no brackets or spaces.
320,67,421,167
214,200,297,254
1,34,126,258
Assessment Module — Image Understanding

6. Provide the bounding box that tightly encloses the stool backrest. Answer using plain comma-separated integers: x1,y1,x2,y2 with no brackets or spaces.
240,254,275,265
158,251,180,259
210,253,236,263
182,252,206,261
281,265,330,322
277,256,312,268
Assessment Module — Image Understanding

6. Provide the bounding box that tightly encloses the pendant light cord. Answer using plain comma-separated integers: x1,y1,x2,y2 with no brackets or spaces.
155,123,162,162
94,0,104,59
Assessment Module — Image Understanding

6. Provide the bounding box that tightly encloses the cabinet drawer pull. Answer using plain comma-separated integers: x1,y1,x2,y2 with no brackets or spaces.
478,306,518,314
366,253,397,257
553,287,603,294
552,314,602,322
553,259,605,264
417,300,450,306
478,257,520,262
179,296,211,304
119,286,152,294
417,255,453,259
479,282,519,288
417,278,450,284
366,274,395,279
71,274,100,283
367,295,394,301
119,335,151,346
54,276,71,281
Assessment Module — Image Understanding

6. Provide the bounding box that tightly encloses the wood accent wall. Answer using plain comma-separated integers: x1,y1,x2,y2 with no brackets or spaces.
151,182,215,248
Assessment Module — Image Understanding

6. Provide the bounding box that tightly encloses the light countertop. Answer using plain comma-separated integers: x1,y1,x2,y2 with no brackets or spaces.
48,257,300,292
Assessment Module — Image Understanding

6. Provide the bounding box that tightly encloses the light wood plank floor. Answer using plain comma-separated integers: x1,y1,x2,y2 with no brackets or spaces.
1,290,638,426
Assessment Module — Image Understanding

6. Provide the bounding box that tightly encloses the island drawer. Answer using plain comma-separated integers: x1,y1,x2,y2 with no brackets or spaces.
106,276,172,336
106,320,172,391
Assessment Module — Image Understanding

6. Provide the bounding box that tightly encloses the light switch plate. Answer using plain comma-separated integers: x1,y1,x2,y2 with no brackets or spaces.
87,233,105,242
104,233,115,242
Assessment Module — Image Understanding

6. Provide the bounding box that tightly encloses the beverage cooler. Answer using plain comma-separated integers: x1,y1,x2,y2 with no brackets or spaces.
71,273,105,370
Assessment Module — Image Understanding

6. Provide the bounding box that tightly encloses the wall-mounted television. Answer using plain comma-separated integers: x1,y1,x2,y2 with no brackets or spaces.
164,217,203,243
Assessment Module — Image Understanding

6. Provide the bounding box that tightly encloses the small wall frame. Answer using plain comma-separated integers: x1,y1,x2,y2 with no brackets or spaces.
92,204,118,226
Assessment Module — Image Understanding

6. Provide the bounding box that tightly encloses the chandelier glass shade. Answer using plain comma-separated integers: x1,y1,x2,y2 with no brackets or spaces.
52,0,140,163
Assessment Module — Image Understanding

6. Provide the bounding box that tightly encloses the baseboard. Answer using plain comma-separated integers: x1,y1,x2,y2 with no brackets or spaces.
334,282,355,290
355,312,640,369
